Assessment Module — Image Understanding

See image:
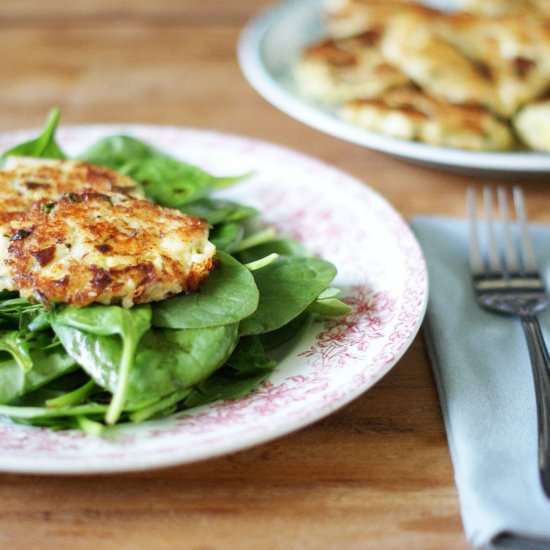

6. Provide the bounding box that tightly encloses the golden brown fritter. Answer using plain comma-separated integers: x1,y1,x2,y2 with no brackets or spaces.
514,98,550,151
325,0,438,39
437,13,550,115
341,86,514,150
0,157,143,224
380,12,505,115
295,30,409,103
462,0,550,16
1,192,215,308
297,0,550,149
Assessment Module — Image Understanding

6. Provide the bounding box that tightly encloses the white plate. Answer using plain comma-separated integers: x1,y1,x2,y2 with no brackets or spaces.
0,125,427,474
238,0,550,175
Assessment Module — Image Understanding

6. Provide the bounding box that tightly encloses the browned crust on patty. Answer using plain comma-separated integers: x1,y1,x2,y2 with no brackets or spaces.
4,192,214,307
0,158,143,223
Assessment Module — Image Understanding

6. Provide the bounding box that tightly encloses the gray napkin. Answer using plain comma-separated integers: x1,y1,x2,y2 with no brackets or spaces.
411,216,550,550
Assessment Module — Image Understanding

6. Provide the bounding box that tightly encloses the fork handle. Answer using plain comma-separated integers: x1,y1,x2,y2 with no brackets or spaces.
521,315,550,498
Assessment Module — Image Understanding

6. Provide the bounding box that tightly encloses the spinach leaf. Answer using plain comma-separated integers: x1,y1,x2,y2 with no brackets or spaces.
27,310,50,332
0,347,76,404
0,297,49,332
0,331,33,373
77,134,154,165
184,373,268,408
178,198,257,225
0,298,43,321
184,336,275,408
50,304,152,424
259,312,310,352
243,253,279,272
52,321,239,405
306,287,351,317
77,135,245,207
0,402,108,420
235,228,277,252
12,370,90,407
1,108,67,162
45,379,96,409
152,251,259,329
210,222,244,253
76,415,105,436
308,297,351,317
237,239,307,264
239,257,337,336
224,336,276,376
129,388,192,423
316,288,341,300
128,324,239,402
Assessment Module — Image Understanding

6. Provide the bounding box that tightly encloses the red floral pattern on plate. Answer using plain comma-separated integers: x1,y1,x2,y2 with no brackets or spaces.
0,126,427,473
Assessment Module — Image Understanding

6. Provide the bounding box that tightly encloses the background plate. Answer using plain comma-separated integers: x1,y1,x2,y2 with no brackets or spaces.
238,0,550,175
0,125,427,474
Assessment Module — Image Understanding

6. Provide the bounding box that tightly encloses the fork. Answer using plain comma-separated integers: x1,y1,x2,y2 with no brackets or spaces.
467,186,550,499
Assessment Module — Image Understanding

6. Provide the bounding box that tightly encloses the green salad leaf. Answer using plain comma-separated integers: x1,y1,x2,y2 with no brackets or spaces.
210,222,244,253
129,388,192,423
0,297,44,322
77,135,245,207
0,331,34,373
14,369,92,406
178,198,257,225
259,312,310,352
0,402,108,420
239,256,337,336
243,253,279,272
308,297,352,317
0,298,48,333
50,305,152,424
235,228,277,252
129,324,239,401
152,251,259,330
45,379,96,409
1,108,67,162
0,347,76,404
223,336,276,376
184,336,275,408
236,239,307,264
52,322,239,405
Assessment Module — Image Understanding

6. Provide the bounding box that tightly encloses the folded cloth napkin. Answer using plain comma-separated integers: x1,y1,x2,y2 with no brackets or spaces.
411,216,550,550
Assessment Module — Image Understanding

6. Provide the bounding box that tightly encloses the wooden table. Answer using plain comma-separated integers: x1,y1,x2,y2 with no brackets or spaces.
1,2,547,548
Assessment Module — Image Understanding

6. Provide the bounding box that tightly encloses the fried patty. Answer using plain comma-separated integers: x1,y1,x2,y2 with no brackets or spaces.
295,31,409,103
437,13,550,115
325,0,437,39
341,86,514,150
0,191,215,308
380,12,505,115
514,98,550,151
0,157,144,224
462,0,550,16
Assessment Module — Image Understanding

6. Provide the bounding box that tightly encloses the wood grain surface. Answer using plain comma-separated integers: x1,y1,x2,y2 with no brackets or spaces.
0,2,545,549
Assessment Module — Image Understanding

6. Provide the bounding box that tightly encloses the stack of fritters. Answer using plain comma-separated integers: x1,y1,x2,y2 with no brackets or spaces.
0,158,215,308
296,0,550,151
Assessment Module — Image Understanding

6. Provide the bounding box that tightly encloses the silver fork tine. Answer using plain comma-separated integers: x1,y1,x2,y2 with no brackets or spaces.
483,187,502,273
513,186,538,273
498,187,520,274
467,188,484,275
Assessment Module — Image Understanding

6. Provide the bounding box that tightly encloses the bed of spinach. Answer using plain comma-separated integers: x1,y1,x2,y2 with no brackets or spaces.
0,109,351,435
